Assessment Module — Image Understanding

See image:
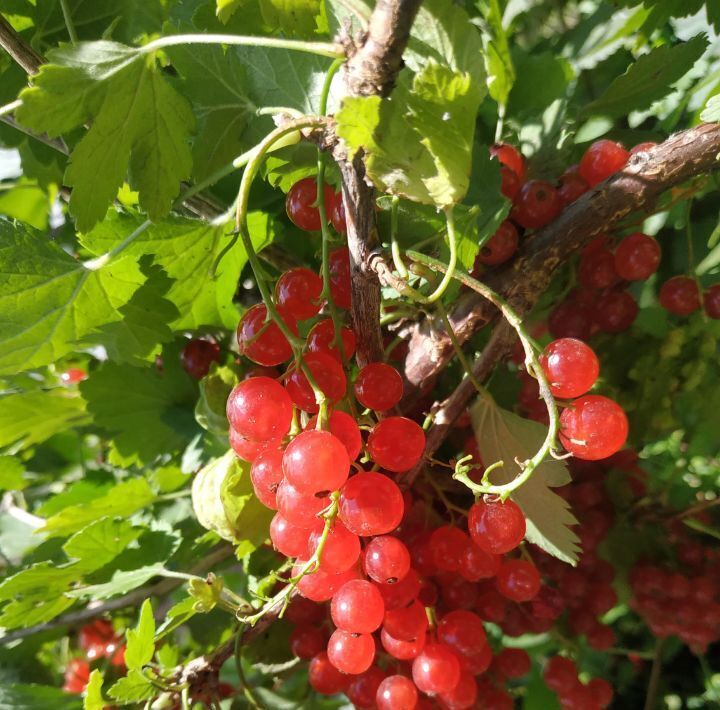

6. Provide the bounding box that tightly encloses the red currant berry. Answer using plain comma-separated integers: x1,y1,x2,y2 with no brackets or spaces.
276,479,329,528
493,648,531,678
327,247,352,309
367,417,425,473
475,221,519,266
594,289,638,333
307,319,357,361
587,677,614,708
339,472,404,536
630,141,657,155
250,447,284,509
61,367,87,384
579,247,619,290
412,642,461,695
327,628,375,674
578,139,629,186
331,579,385,633
328,190,347,234
63,658,90,694
308,520,361,573
376,675,419,710
79,620,117,660
364,536,411,584
496,559,541,602
347,666,387,708
429,526,471,573
539,338,599,399
354,362,404,412
614,232,661,281
468,497,526,555
659,276,701,316
543,655,578,694
499,166,522,200
226,376,293,442
490,143,526,180
308,651,349,694
181,339,220,379
458,644,493,675
294,562,360,602
285,351,347,413
269,513,315,558
586,622,615,651
512,180,562,229
548,300,593,341
306,410,362,461
290,624,326,660
704,284,720,319
275,268,323,321
229,428,280,462
286,177,334,231
437,609,488,657
283,429,350,496
237,303,297,366
380,628,426,660
285,597,325,625
459,543,501,581
559,395,628,460
438,670,478,710
376,567,421,610
383,599,428,641
558,168,589,205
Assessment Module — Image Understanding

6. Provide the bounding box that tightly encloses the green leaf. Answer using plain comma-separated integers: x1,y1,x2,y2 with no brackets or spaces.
0,562,78,602
0,595,75,629
216,0,250,23
125,599,156,670
188,573,224,612
107,669,155,704
508,49,572,117
584,35,708,119
83,670,105,710
155,596,197,639
0,455,26,491
39,478,156,538
470,397,580,564
0,684,82,710
0,179,53,230
79,349,199,466
700,93,720,122
63,518,144,573
259,0,326,39
16,41,195,230
0,221,147,376
67,565,167,600
479,0,515,106
195,365,238,436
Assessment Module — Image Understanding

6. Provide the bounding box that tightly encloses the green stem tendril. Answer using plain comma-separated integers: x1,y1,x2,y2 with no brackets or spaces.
60,0,78,44
390,196,410,279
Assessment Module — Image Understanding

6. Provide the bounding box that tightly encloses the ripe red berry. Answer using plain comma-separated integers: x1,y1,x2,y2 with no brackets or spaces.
468,497,526,555
559,395,629,460
539,338,600,399
438,670,478,710
286,177,334,231
367,417,425,473
331,579,385,633
548,300,593,341
475,221,519,266
327,247,352,309
306,410,362,461
354,362,404,412
558,167,589,205
61,367,87,384
269,513,315,558
283,429,350,495
493,647,531,678
294,562,360,602
490,143,526,180
437,609,488,657
250,447,284,509
376,675,419,710
587,677,614,707
328,190,347,234
229,428,280,462
285,351,347,413
579,247,618,290
459,543,501,581
458,644,493,675
383,599,428,641
380,628,426,660
512,180,562,229
614,232,661,281
275,268,323,321
79,620,118,660
594,289,638,333
704,284,720,319
226,376,293,442
578,139,629,186
364,535,411,584
307,319,356,361
543,655,578,694
376,567,421,610
659,276,701,316
308,651,349,694
63,658,90,694
630,141,657,155
499,166,522,200
276,480,329,528
181,339,220,379
289,624,325,660
327,628,375,674
308,520,361,573
429,526,471,573
495,559,541,602
412,642,461,695
339,472,404,536
237,303,297,366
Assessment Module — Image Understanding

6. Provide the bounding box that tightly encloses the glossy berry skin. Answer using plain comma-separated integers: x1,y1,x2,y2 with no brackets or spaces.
308,652,349,694
438,670,478,710
578,139,630,186
354,363,404,412
437,610,488,657
276,479,329,528
579,248,618,290
429,526,470,572
307,319,356,361
539,338,599,399
285,351,347,413
364,536,411,584
229,428,280,463
308,520,361,573
347,666,387,709
468,497,526,555
499,166,522,200
558,170,589,206
594,290,638,333
559,395,629,461
614,233,661,281
496,559,541,602
63,658,90,694
181,339,220,379
459,543,501,581
275,268,323,321
61,367,87,384
475,221,519,266
494,648,531,678
659,276,701,316
79,620,118,660
290,624,326,660
327,628,375,674
331,579,385,633
367,417,425,473
328,190,347,234
376,567,421,610
283,429,350,495
490,143,526,180
512,180,563,229
412,642,461,695
286,177,334,231
294,562,360,602
250,448,284,509
306,411,362,461
587,678,614,708
269,513,314,558
704,284,720,319
543,655,578,694
381,628,426,660
383,599,428,641
376,675,418,710
226,377,293,442
339,472,404,536
237,303,297,366
327,247,352,309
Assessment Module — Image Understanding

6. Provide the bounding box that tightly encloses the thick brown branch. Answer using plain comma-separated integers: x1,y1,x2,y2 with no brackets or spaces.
0,16,43,75
402,123,720,391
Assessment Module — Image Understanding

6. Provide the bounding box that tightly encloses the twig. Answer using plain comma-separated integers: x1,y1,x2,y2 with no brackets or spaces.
643,637,665,710
0,16,44,74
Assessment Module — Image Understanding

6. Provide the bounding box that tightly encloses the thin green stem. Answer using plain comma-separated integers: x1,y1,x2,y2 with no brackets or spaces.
643,637,665,710
424,207,458,304
437,302,486,398
256,106,304,118
141,34,343,59
495,102,506,143
390,196,410,279
235,630,262,708
0,100,21,118
180,686,190,710
60,0,78,44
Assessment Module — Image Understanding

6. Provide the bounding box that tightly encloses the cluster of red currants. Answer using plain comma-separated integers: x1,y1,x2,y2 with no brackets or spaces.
63,620,125,694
